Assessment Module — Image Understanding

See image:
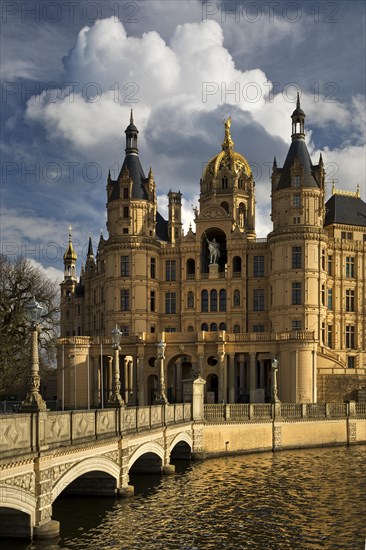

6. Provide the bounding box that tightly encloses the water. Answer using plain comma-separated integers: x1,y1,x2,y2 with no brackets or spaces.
9,446,366,550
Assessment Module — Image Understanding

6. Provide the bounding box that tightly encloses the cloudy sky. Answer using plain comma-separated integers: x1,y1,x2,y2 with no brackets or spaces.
1,0,365,282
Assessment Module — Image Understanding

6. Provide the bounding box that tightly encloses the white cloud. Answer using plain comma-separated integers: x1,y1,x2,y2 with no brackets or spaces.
27,258,64,285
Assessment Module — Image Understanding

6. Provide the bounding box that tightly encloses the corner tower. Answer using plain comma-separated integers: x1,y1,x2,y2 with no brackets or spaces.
268,96,327,402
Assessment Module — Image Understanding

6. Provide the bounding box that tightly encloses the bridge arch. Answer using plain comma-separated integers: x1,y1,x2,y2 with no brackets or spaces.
169,432,193,454
128,441,164,471
52,457,120,502
0,485,36,523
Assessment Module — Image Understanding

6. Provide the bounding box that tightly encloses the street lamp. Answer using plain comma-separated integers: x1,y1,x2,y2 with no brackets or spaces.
271,356,280,404
154,340,168,404
108,326,124,406
21,298,47,411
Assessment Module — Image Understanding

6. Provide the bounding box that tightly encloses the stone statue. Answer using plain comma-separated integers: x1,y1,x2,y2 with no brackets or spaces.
205,233,220,264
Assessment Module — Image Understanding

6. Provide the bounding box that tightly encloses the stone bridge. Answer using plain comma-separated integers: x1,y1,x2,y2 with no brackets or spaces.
0,400,203,540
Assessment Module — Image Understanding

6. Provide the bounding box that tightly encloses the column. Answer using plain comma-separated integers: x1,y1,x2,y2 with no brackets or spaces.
107,356,113,401
239,358,245,399
124,357,129,403
176,362,182,402
218,352,225,403
137,355,144,406
249,352,256,402
128,360,133,403
228,354,235,403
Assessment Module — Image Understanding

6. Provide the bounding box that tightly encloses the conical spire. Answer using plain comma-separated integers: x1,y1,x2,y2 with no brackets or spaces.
125,110,139,155
87,235,94,258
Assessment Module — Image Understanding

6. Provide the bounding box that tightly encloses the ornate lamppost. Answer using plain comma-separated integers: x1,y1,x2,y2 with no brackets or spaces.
108,326,124,406
21,298,47,411
271,356,281,404
154,340,168,404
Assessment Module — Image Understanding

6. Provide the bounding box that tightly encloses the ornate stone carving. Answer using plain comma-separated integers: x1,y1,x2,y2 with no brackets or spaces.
348,422,356,442
4,472,35,493
274,425,282,448
103,450,119,464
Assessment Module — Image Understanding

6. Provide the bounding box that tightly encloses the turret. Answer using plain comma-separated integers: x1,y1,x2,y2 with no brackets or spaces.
168,191,182,243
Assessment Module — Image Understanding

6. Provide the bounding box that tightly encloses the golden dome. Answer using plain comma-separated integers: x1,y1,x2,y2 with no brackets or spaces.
203,117,252,180
63,226,77,261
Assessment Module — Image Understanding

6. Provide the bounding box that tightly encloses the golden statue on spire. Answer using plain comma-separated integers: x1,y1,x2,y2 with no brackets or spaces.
222,116,234,151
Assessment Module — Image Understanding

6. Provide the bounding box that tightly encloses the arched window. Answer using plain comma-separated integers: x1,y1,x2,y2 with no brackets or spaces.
233,289,240,307
219,289,226,311
210,323,217,332
221,201,229,213
210,289,217,312
201,323,208,331
201,290,208,312
186,258,195,278
187,291,194,308
233,324,240,333
233,256,241,274
239,203,245,228
187,325,194,332
219,322,226,331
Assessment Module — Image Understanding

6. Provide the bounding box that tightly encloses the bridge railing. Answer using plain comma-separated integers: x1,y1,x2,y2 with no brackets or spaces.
0,403,193,458
204,402,365,422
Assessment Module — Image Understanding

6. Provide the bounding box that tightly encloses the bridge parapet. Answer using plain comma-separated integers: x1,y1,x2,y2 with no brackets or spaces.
0,404,193,460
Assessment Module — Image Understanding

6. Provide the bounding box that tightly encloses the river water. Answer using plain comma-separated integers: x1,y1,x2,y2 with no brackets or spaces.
12,445,366,550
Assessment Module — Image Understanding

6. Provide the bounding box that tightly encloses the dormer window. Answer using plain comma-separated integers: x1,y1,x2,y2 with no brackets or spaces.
123,187,129,199
293,175,301,188
222,176,228,189
238,178,243,189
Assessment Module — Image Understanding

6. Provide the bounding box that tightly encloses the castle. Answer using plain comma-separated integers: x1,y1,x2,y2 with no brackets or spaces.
58,97,366,407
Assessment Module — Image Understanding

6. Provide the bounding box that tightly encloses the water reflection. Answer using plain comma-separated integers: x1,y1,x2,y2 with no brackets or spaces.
9,446,366,549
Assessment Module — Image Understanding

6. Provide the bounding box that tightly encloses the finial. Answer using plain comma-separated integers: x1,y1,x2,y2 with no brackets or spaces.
296,91,300,109
68,225,72,241
356,183,360,198
273,156,277,167
130,109,134,124
148,166,153,179
100,228,103,237
332,180,335,195
222,116,234,151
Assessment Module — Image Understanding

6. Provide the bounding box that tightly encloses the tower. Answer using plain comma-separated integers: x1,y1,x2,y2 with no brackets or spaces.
268,94,326,401
168,191,182,243
60,226,78,336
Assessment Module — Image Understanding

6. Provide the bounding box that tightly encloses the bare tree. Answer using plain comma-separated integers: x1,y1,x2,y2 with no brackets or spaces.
0,255,60,397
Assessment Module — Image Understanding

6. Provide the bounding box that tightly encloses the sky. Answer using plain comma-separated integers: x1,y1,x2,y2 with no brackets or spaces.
1,0,365,283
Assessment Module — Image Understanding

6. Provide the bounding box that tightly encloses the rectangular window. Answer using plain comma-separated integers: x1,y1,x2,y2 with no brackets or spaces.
327,255,333,276
123,187,129,199
293,175,301,188
327,289,333,309
253,325,265,332
322,322,326,345
150,257,156,279
292,247,302,269
165,292,176,314
166,260,176,281
345,325,355,349
347,356,355,369
120,255,130,277
253,255,265,277
345,289,355,312
120,289,130,311
253,288,265,311
292,320,301,331
292,282,302,305
150,290,156,312
165,327,177,333
293,194,300,208
345,257,355,278
327,325,332,348
123,206,129,219
120,325,130,336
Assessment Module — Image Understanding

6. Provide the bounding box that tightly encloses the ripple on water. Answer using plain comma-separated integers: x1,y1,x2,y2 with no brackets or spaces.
9,445,366,550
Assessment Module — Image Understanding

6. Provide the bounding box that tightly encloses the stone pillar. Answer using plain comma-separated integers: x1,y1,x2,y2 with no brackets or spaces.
137,355,144,406
124,357,129,403
154,341,168,404
259,361,265,389
249,352,256,402
116,442,134,498
128,360,133,402
218,352,225,403
192,376,206,421
228,354,235,403
33,456,60,539
106,356,113,401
